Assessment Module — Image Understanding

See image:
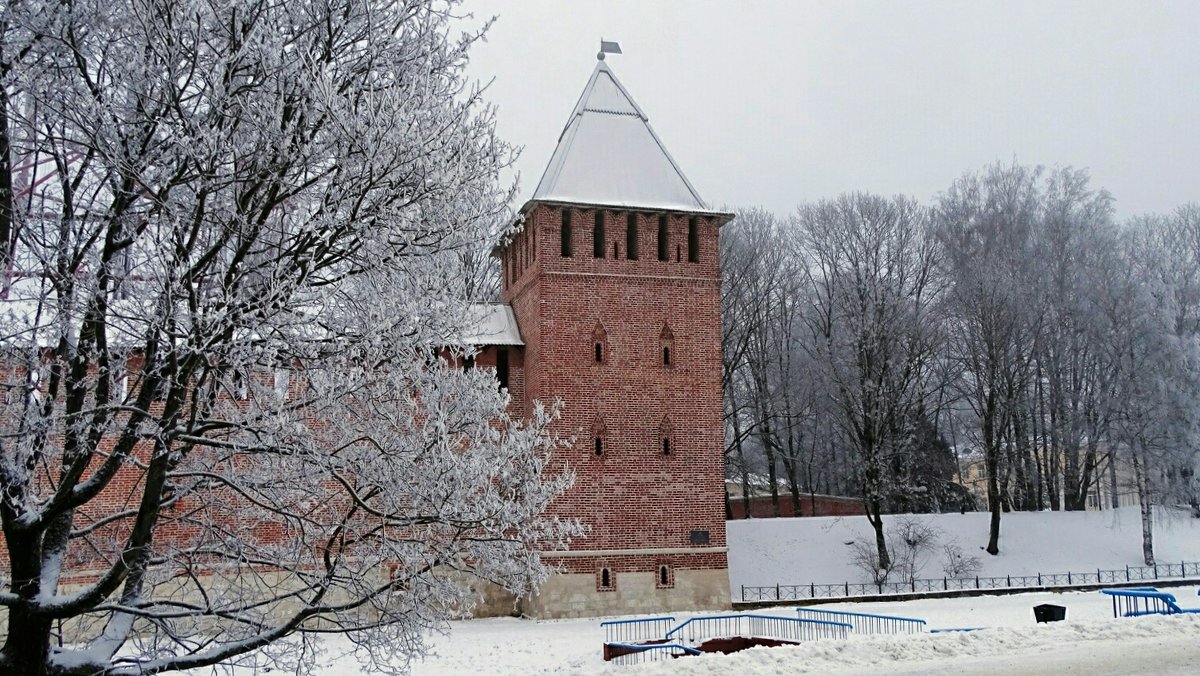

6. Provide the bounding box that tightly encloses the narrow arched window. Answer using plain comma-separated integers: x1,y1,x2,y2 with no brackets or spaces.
591,416,608,457
660,324,675,369
561,209,573,257
626,213,639,260
599,567,614,591
594,211,606,258
658,214,669,261
687,217,699,263
592,321,609,365
659,414,674,457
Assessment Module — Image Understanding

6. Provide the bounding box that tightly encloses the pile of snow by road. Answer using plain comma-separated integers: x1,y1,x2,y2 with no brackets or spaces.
728,506,1200,588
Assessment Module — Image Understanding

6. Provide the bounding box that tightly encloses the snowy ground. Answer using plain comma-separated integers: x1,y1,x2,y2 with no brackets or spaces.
196,508,1200,674
728,506,1200,588
301,586,1200,675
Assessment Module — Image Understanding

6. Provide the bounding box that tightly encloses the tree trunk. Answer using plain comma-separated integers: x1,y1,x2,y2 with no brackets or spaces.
1139,497,1155,566
1130,447,1155,565
731,406,752,519
750,366,781,517
865,498,891,575
727,385,753,518
778,360,803,517
780,452,802,517
779,426,802,516
1108,450,1120,509
986,467,1002,555
1063,444,1085,511
862,443,891,572
759,417,781,517
981,395,1002,554
1047,365,1067,510
0,82,15,277
0,530,54,674
999,436,1013,513
1028,395,1045,510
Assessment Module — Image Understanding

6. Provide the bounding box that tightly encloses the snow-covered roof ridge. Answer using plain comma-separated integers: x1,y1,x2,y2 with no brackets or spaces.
460,303,523,346
528,60,718,215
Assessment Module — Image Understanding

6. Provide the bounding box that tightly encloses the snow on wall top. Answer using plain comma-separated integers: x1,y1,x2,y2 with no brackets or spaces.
460,303,523,346
528,60,712,214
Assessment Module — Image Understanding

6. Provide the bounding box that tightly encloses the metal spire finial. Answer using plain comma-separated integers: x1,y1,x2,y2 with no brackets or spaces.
598,39,622,61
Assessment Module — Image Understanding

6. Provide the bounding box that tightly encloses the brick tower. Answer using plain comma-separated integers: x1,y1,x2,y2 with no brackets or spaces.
495,56,733,618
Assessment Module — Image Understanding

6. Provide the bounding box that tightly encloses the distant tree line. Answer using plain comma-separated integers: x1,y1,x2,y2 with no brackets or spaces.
721,162,1200,572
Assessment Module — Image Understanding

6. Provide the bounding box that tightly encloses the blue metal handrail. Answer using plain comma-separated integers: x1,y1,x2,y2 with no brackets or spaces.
601,616,677,644
1100,588,1191,617
600,616,677,626
664,613,851,641
1100,589,1176,600
794,608,927,624
795,608,927,634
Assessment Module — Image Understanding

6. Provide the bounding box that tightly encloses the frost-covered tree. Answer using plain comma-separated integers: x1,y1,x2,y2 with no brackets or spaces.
1108,212,1200,564
935,163,1043,554
720,210,824,517
1033,169,1120,512
0,1,576,674
797,194,944,572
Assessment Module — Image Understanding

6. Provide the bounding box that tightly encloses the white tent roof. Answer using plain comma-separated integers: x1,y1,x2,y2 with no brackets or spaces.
528,60,714,214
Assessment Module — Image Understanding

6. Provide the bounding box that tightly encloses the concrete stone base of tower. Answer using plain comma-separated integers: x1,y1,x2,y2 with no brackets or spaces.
516,552,731,619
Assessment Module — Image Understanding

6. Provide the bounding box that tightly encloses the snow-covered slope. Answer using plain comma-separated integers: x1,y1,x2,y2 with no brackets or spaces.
727,506,1200,589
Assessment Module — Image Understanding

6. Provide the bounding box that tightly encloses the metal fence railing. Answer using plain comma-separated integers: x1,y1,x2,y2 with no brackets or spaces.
740,561,1200,602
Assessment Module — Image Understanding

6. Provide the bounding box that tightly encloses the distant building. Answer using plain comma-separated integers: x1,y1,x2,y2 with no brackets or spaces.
477,56,733,618
956,452,1140,511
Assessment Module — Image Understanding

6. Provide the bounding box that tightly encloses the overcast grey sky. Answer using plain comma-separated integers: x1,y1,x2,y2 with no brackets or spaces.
465,1,1198,219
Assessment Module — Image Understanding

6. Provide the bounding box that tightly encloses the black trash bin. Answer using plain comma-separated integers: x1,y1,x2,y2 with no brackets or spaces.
1033,604,1067,623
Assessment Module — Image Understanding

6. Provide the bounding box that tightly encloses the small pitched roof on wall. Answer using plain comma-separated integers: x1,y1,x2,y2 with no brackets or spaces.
529,60,716,214
460,303,524,346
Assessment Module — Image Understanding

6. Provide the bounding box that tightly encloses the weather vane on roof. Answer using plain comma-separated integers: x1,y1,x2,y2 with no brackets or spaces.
597,39,622,61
